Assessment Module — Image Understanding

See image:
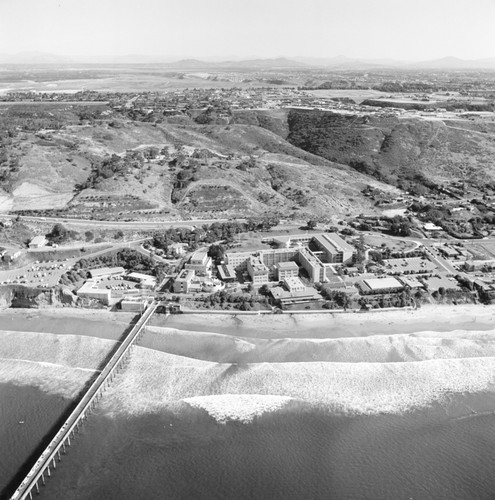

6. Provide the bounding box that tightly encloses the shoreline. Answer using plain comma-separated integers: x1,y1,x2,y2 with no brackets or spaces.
1,303,495,420
154,303,495,339
1,303,494,340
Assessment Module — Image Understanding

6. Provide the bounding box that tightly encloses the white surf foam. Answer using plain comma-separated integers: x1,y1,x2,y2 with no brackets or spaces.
183,394,295,423
100,347,495,417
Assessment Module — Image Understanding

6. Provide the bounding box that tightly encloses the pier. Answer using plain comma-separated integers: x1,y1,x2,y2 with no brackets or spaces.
10,300,159,500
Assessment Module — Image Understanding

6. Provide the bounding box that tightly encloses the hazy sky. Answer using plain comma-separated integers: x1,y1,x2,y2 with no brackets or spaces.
1,0,494,60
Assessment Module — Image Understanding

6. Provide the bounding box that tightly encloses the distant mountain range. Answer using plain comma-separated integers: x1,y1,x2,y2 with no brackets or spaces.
0,51,495,70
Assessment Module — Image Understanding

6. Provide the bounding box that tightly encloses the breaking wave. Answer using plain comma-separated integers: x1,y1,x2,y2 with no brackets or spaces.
183,394,296,423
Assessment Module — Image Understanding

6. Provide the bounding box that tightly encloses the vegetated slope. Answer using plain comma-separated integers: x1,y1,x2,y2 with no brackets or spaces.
231,109,290,138
286,108,495,192
0,108,397,218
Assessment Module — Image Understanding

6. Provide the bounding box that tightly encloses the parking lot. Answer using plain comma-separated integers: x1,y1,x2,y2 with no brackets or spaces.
96,276,140,293
0,259,74,288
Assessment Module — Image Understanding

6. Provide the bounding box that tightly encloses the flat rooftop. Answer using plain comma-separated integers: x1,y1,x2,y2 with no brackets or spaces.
314,233,355,255
276,261,299,270
363,277,403,291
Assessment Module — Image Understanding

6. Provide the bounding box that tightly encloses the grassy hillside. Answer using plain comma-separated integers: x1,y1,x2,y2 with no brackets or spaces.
0,104,398,219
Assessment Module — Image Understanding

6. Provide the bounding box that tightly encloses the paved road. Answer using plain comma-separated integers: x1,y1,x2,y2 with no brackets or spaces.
1,214,242,230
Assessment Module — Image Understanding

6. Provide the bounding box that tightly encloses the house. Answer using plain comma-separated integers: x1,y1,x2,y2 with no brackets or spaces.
29,235,48,249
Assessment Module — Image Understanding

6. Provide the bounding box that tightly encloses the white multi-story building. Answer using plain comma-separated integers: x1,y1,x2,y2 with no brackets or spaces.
247,255,269,285
312,233,355,264
174,269,195,293
185,250,212,277
298,247,327,283
275,261,299,281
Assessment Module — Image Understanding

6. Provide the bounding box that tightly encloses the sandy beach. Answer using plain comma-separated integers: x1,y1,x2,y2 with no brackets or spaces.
156,303,495,338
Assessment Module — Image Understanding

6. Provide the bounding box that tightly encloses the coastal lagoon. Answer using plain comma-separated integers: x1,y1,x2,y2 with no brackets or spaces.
2,306,495,499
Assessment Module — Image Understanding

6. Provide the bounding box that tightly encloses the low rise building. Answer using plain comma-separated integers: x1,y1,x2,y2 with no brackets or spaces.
77,280,111,305
284,276,305,293
120,297,149,312
359,277,404,294
127,272,157,289
423,275,460,292
218,264,237,282
399,276,424,289
29,235,48,249
439,246,460,259
88,267,125,279
270,286,321,306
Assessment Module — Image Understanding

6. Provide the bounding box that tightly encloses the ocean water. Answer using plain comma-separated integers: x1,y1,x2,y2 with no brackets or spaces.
4,311,495,500
0,384,71,499
38,396,495,500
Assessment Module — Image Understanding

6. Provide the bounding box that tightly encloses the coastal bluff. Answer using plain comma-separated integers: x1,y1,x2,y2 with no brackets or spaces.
0,285,77,308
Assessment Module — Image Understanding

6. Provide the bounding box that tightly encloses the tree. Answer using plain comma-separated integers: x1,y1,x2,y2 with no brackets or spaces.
389,216,412,237
307,220,317,230
48,223,69,243
208,244,225,264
